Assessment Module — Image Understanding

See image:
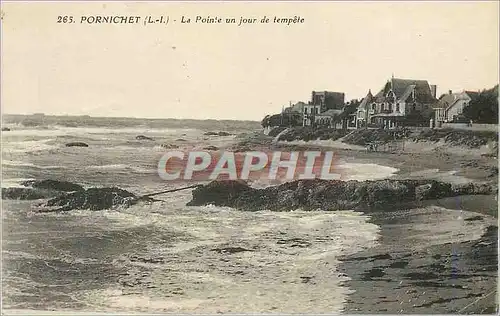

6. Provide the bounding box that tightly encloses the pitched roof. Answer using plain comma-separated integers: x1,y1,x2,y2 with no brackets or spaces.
464,91,480,100
374,78,436,103
358,90,374,110
435,91,473,109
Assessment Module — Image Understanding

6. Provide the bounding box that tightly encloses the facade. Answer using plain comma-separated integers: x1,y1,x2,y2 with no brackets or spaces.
364,77,438,128
433,90,478,124
313,109,344,127
356,90,374,128
283,90,347,127
302,104,322,126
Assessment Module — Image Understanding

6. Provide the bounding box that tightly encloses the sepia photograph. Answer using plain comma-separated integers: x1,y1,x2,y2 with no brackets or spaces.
1,1,499,314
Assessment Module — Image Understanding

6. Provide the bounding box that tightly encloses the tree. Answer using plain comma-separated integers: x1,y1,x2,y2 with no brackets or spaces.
463,85,499,124
339,99,360,119
261,112,302,128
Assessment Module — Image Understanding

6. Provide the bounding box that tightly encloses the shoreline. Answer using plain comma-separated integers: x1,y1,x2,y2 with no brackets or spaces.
339,211,498,314
234,132,499,314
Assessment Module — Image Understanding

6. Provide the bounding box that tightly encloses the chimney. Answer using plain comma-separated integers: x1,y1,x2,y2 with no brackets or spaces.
448,90,452,95
430,85,437,99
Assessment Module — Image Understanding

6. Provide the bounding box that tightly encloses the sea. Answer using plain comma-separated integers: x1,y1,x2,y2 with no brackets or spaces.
0,115,490,314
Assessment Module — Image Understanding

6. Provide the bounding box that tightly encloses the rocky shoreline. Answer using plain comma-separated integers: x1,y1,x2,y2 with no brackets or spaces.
1,180,156,212
187,179,495,212
232,130,498,314
2,129,497,313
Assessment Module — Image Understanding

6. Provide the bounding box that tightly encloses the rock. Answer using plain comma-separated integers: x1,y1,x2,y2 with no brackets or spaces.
187,180,252,207
203,145,219,151
342,129,409,146
415,181,453,200
415,184,433,201
65,142,89,147
35,187,154,212
136,135,154,141
2,127,11,131
2,187,63,200
211,246,253,254
21,179,84,192
279,127,348,142
203,131,232,136
160,144,179,149
451,182,495,196
187,179,494,212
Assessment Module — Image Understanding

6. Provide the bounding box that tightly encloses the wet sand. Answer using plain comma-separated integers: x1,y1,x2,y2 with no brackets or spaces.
267,136,499,314
338,208,497,314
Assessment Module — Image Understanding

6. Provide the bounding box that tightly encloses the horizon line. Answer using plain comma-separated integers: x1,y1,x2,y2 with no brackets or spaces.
1,113,262,122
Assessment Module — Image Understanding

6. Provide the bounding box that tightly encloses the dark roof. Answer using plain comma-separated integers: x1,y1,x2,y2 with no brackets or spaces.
375,78,436,103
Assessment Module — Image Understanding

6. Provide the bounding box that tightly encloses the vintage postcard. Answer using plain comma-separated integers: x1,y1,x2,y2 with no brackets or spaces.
1,1,498,314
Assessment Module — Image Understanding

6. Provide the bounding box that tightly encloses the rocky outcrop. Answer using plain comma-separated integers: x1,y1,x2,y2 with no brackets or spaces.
203,145,219,151
34,187,155,212
227,132,275,152
65,142,89,147
21,179,84,192
3,180,85,200
160,144,179,149
187,179,495,212
278,127,348,142
342,128,498,149
136,135,154,141
2,187,63,200
204,131,232,136
341,129,409,146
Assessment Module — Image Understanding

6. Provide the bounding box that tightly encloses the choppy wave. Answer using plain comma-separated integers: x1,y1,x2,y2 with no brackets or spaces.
80,206,381,313
2,160,65,170
2,139,60,153
1,177,35,188
87,164,156,174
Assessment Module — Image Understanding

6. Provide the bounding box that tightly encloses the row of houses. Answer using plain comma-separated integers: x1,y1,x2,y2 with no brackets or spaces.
282,76,480,129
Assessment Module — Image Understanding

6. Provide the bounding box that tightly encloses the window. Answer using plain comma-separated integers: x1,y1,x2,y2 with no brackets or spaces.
372,104,376,110
396,103,400,112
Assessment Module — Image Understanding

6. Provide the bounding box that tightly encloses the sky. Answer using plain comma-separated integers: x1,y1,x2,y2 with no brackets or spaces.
1,1,499,121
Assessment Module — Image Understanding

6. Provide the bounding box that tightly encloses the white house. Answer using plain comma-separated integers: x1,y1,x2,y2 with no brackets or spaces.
434,90,479,124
